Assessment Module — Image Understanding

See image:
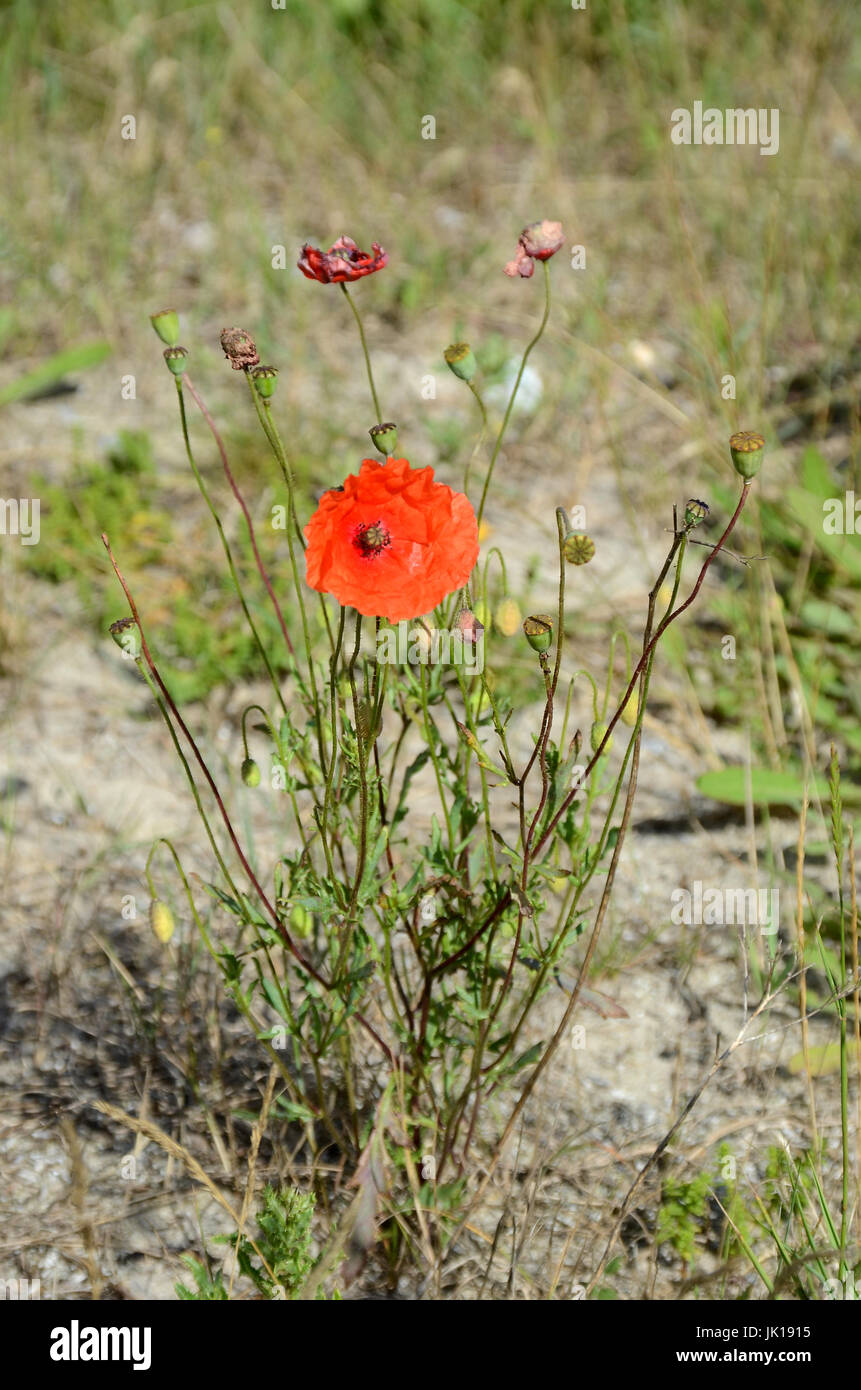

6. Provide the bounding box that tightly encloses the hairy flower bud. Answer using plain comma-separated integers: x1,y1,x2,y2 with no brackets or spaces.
494,597,522,637
150,899,175,944
241,757,261,787
590,720,612,754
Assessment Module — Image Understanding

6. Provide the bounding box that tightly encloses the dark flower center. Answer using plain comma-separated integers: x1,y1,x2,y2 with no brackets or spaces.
354,520,391,558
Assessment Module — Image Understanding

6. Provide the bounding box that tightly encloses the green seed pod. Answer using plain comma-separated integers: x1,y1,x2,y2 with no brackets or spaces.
684,498,709,529
251,365,278,399
523,613,554,654
443,342,477,382
241,757,261,787
150,899,175,944
368,422,398,456
163,346,188,376
729,431,765,480
109,616,140,658
150,308,180,347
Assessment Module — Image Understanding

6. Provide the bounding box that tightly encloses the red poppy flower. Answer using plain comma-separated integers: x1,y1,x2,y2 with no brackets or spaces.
304,457,479,622
298,235,388,285
504,219,565,278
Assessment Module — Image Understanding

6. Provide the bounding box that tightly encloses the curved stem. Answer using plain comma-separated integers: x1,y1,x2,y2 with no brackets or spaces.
182,374,296,662
340,282,382,420
476,258,552,531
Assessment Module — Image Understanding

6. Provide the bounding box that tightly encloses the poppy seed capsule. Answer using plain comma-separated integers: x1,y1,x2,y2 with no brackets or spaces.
444,343,477,382
150,899,175,944
729,430,765,480
251,365,278,399
241,757,261,787
523,613,554,653
684,498,709,529
109,616,140,656
163,346,188,376
563,533,595,565
369,422,398,456
150,308,180,346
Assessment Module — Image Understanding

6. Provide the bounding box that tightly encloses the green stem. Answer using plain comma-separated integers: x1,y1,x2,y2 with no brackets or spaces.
464,379,488,499
476,258,552,531
340,282,382,420
173,379,288,713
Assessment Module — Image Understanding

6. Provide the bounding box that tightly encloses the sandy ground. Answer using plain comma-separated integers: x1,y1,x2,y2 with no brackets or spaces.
0,334,850,1301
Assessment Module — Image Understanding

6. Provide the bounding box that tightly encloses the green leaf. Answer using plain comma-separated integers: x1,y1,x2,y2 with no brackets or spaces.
505,1041,544,1075
0,341,113,407
261,978,290,1020
697,767,861,809
200,881,245,917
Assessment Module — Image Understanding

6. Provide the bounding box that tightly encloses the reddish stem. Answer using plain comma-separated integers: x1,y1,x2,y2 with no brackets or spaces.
183,373,295,660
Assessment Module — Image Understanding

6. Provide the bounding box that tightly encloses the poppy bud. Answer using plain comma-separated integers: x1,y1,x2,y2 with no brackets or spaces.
454,608,484,643
150,308,180,347
369,422,398,456
684,498,709,530
523,613,554,653
251,365,278,399
563,533,595,566
729,430,765,480
150,899,175,944
444,343,477,382
590,721,612,754
289,904,313,938
163,346,188,376
241,757,261,787
620,691,638,727
472,598,490,630
494,597,522,637
455,719,481,753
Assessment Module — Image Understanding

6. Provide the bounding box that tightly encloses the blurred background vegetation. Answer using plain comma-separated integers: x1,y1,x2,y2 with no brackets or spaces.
1,0,859,765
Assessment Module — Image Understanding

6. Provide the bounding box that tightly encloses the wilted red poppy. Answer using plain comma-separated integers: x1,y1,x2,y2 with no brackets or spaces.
298,235,388,285
304,457,479,622
504,219,565,278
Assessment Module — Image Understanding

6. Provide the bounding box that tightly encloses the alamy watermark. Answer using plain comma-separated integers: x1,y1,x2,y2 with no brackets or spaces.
823,492,861,534
0,498,40,545
671,880,780,934
670,102,779,156
376,619,484,673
